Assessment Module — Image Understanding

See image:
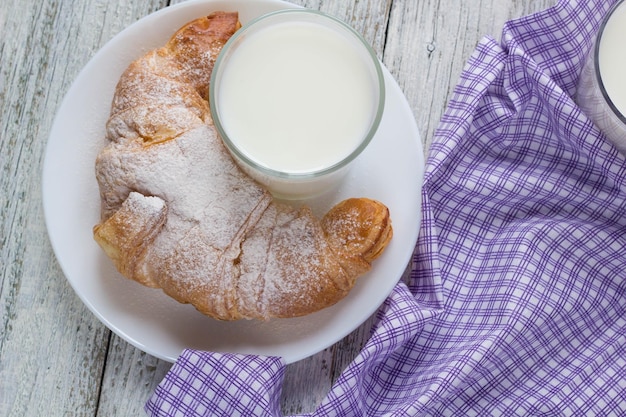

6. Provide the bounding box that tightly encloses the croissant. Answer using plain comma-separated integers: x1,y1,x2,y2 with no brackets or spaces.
93,11,393,320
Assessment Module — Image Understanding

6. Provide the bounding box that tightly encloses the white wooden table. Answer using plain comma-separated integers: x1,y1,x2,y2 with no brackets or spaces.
0,0,556,414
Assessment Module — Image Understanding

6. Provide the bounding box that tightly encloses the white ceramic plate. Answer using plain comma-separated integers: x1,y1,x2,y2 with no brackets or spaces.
42,0,424,364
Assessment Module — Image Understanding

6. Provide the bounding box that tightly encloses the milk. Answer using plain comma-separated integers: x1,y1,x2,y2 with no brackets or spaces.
577,1,626,155
217,20,378,176
209,10,385,201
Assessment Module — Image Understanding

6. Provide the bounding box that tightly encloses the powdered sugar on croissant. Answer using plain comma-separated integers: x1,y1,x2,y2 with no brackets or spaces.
93,12,392,320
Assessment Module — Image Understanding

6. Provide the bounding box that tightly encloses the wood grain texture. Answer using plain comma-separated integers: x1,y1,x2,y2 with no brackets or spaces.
0,0,557,415
383,0,557,152
0,1,166,416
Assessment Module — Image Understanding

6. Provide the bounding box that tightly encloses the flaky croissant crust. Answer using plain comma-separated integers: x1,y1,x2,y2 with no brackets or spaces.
93,12,393,320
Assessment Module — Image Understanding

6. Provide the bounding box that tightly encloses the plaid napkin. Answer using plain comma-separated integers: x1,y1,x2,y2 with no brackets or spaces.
146,0,626,415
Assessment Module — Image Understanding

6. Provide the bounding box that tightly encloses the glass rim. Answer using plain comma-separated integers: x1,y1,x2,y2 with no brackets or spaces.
209,8,386,181
594,0,626,125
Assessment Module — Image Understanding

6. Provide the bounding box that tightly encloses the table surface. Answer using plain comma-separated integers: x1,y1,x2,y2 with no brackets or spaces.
1,0,557,415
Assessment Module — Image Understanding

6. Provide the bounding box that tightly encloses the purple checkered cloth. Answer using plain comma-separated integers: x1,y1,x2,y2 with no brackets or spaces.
145,0,626,415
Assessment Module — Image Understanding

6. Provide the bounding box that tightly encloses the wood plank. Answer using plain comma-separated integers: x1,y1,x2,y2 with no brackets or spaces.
0,0,165,415
281,0,557,412
96,336,171,417
274,1,392,412
0,0,560,415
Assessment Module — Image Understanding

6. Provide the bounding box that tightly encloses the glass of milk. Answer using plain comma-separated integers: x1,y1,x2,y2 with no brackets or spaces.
577,0,626,155
210,9,385,199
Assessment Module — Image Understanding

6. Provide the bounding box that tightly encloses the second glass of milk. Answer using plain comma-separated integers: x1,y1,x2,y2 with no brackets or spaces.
577,0,626,156
210,9,385,200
